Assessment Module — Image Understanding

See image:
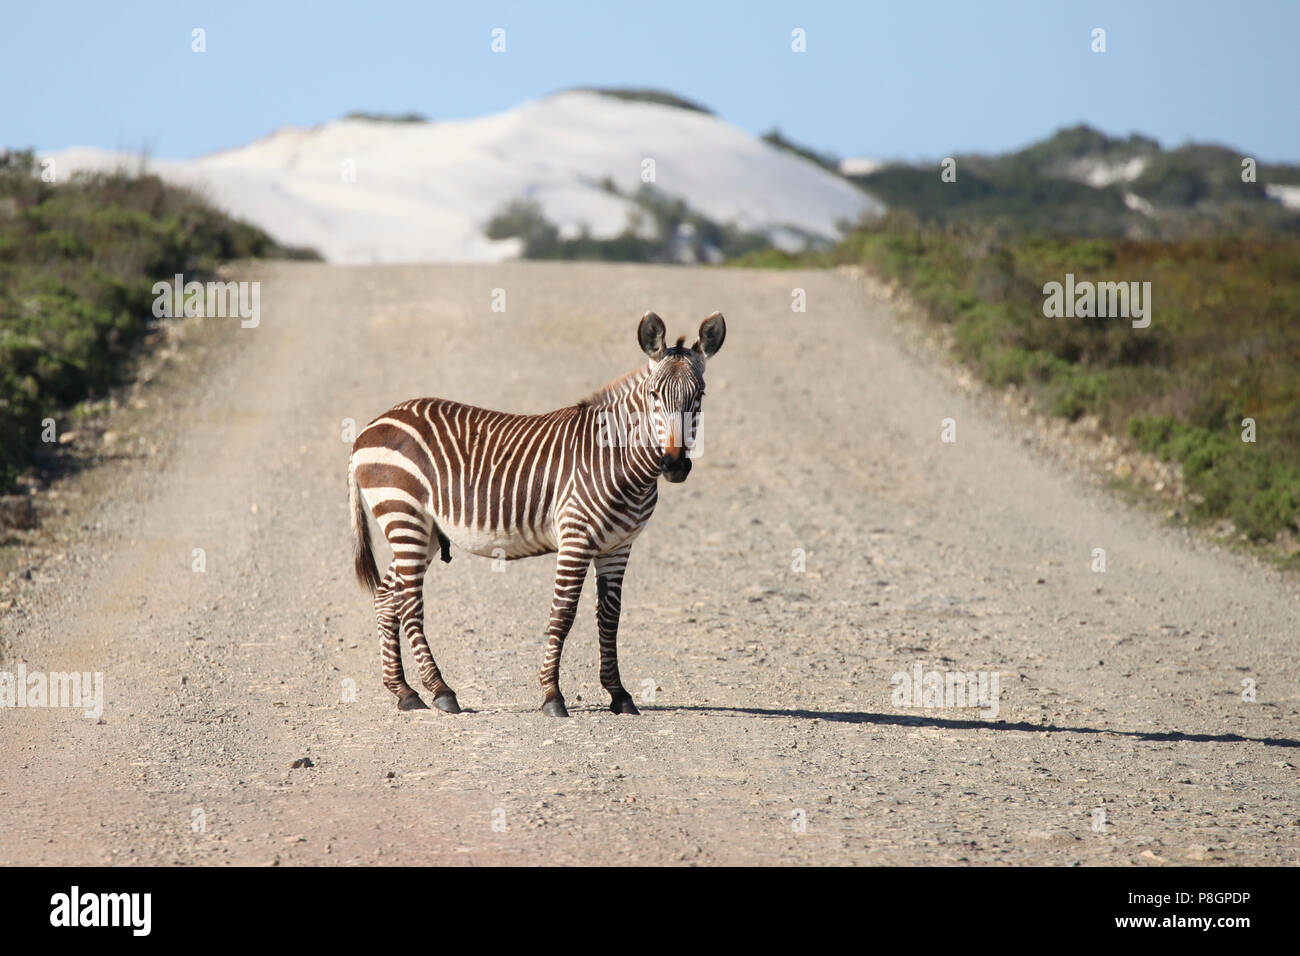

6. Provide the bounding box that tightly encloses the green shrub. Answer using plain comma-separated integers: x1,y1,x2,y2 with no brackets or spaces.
811,213,1300,541
1129,415,1300,539
485,186,776,264
0,149,317,490
576,88,713,115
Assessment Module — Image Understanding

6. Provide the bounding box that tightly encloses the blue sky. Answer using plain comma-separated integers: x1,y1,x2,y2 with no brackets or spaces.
3,0,1297,162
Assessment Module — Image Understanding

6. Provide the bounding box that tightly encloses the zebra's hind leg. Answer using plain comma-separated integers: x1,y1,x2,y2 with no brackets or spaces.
376,565,426,710
380,510,460,714
394,548,461,715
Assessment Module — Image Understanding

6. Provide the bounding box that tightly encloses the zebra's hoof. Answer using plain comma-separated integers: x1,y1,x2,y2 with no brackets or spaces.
609,695,641,715
433,692,461,714
397,691,429,711
541,697,569,718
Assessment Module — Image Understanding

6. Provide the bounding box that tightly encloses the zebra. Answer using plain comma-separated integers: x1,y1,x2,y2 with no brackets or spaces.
348,311,725,717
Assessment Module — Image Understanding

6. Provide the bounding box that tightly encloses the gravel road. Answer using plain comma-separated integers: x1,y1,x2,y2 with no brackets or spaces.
1,261,1297,865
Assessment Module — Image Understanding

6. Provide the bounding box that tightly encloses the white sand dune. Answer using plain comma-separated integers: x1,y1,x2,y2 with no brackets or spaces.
46,92,882,263
839,156,883,177
1265,183,1300,211
1063,155,1149,188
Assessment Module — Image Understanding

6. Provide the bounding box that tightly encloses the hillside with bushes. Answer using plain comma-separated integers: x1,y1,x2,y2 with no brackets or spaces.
0,150,317,494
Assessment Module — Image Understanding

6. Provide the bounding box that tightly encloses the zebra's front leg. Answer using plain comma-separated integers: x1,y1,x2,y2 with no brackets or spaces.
595,547,639,715
539,539,594,717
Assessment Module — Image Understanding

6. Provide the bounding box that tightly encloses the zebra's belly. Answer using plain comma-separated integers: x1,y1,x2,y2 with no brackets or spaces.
438,518,556,560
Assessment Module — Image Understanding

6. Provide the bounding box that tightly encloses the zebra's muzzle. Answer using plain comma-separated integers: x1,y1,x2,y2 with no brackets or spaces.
660,453,692,483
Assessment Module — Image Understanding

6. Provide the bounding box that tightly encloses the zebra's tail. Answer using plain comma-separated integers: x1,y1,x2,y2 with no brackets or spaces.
349,458,381,593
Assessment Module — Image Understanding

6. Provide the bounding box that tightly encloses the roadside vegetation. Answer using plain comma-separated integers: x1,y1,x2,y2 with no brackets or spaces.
0,149,317,494
736,215,1300,552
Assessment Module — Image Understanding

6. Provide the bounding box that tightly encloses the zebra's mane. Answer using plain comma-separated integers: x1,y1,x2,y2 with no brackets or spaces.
575,364,652,409
576,337,696,408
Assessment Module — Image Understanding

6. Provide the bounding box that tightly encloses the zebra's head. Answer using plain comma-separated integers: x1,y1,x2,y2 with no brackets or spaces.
637,310,726,483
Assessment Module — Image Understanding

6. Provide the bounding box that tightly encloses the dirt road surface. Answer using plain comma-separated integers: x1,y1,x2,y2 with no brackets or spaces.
2,262,1297,865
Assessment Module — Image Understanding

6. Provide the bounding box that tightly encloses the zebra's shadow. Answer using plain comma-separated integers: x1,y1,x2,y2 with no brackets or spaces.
643,705,1300,749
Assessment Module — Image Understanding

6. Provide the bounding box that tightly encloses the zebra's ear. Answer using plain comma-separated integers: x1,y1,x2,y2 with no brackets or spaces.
638,311,666,360
695,312,726,358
